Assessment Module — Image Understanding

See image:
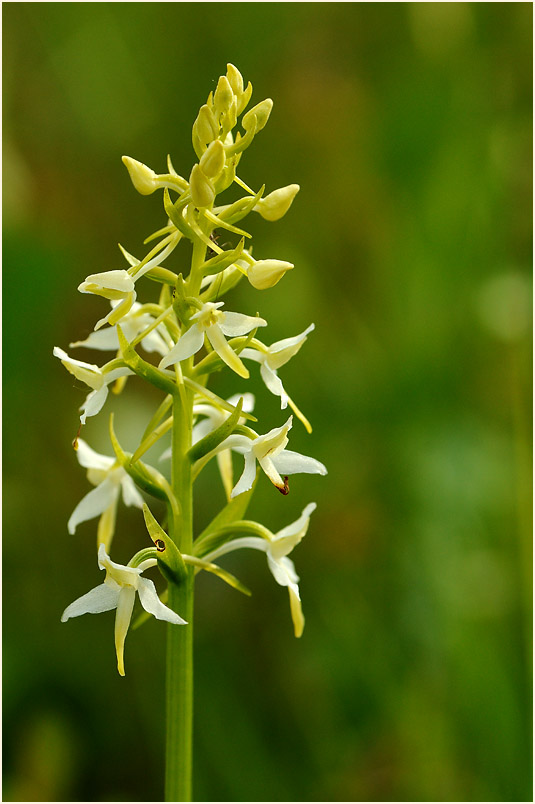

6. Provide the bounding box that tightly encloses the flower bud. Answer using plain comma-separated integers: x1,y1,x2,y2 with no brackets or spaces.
122,156,159,195
226,63,244,97
242,99,273,132
254,184,300,222
213,75,234,119
199,140,226,179
193,104,219,147
189,164,215,208
236,81,253,116
247,259,294,290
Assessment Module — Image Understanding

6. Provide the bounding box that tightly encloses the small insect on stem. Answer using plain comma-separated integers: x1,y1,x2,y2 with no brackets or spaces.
278,476,290,496
155,539,166,552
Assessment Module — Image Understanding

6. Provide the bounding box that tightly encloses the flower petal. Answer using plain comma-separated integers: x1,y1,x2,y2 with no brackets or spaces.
68,479,119,534
219,311,267,337
75,439,115,472
120,476,145,508
288,583,305,638
61,582,120,621
137,577,187,624
271,449,327,476
260,362,287,407
231,450,258,497
206,324,249,378
266,324,315,370
270,502,316,559
80,387,108,423
114,586,136,676
159,324,204,369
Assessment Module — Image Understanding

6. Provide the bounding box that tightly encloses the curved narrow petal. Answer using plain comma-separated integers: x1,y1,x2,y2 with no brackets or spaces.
257,455,285,490
114,586,136,676
159,324,204,369
260,363,287,406
267,324,315,370
61,583,120,621
137,578,187,624
217,449,234,501
80,386,109,423
206,324,249,378
270,502,317,558
68,480,119,534
75,440,114,471
288,583,305,638
215,434,252,453
239,348,264,365
231,450,258,497
267,554,299,587
71,328,121,351
97,503,117,553
120,476,145,508
271,449,327,476
219,311,267,337
202,536,268,564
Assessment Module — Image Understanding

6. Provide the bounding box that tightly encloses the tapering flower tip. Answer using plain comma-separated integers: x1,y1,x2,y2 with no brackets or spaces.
213,75,234,119
122,156,159,195
189,164,215,209
199,140,226,179
193,104,219,147
242,98,273,132
226,63,244,97
247,259,294,290
254,184,300,222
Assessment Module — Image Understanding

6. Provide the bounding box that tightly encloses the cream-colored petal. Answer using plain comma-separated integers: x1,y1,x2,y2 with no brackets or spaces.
61,583,120,622
206,324,249,378
114,586,136,676
159,324,204,369
67,480,119,535
137,578,187,624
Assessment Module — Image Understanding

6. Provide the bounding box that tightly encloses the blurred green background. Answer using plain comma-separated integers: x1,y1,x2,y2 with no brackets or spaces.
3,3,532,802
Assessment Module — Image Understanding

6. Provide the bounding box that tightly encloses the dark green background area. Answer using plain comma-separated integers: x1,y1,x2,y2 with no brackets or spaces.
3,3,532,802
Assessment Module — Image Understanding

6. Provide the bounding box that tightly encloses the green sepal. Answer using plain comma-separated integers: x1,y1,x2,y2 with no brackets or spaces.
188,397,243,463
142,504,187,585
141,394,173,442
225,124,256,158
200,265,244,303
193,471,258,556
109,413,175,504
217,185,264,226
132,415,173,463
201,209,251,239
144,224,175,245
194,519,271,559
163,188,196,241
200,238,245,277
144,265,179,286
184,554,251,596
184,376,256,422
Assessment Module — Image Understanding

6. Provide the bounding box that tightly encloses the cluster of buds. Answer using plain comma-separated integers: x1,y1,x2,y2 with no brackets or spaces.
56,64,326,676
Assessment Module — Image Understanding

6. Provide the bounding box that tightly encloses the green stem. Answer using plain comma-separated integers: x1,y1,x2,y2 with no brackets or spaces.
165,234,206,802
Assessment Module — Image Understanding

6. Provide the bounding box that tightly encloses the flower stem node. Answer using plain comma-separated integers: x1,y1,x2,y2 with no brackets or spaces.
61,544,186,676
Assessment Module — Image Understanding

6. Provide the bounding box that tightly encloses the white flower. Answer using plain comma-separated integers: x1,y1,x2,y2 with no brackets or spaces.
218,416,327,497
53,347,133,423
161,393,255,499
78,270,137,331
61,544,187,676
202,503,316,637
70,302,169,356
68,440,145,550
159,301,266,379
241,324,314,409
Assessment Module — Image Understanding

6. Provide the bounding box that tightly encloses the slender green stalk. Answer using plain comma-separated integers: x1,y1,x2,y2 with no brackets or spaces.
165,236,206,802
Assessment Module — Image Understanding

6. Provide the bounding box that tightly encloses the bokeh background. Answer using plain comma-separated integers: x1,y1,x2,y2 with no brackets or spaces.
3,3,532,802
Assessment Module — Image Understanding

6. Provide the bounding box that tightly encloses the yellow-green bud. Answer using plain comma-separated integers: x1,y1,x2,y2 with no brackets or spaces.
254,184,300,222
226,63,244,97
193,104,219,147
122,156,159,195
189,164,215,208
242,98,273,132
236,81,253,116
213,75,234,119
199,140,226,179
247,259,294,290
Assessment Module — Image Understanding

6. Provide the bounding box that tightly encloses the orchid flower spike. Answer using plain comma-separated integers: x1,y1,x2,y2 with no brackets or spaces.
53,347,133,423
61,544,186,676
159,301,266,379
202,503,317,637
216,416,327,497
67,440,145,551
